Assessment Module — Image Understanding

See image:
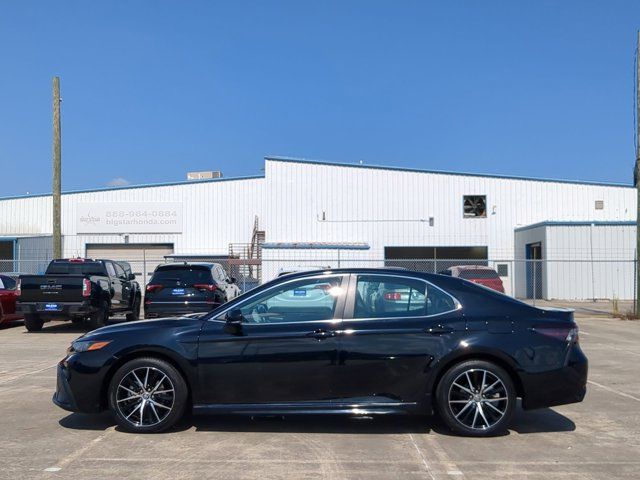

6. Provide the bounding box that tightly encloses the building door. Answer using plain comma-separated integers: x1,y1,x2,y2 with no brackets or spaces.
85,243,174,288
0,240,14,273
525,242,543,299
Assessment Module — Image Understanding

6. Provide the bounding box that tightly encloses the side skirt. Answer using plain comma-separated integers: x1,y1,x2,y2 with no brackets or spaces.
193,400,419,416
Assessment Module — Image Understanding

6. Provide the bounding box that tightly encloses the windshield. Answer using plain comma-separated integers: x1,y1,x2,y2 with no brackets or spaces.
46,262,106,276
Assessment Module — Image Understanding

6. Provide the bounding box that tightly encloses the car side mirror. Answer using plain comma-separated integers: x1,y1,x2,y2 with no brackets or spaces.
224,309,244,335
128,273,136,280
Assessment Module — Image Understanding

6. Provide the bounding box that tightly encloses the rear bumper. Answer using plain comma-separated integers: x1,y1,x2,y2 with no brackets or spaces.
17,301,96,318
521,343,588,410
144,302,220,319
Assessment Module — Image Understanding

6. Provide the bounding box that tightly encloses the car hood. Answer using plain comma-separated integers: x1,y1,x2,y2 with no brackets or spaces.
80,316,204,340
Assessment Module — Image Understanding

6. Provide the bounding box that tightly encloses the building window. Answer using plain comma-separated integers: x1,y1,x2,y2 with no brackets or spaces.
595,200,604,210
463,195,487,218
496,264,509,277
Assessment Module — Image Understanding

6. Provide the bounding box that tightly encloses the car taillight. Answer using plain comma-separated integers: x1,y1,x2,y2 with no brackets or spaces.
82,278,91,297
384,292,402,301
16,279,21,297
194,284,217,292
534,325,579,343
146,284,163,293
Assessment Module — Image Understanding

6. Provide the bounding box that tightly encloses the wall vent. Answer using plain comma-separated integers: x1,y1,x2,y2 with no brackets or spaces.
187,171,223,180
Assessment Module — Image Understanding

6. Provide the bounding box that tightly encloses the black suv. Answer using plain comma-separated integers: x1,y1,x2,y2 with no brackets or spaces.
144,263,237,319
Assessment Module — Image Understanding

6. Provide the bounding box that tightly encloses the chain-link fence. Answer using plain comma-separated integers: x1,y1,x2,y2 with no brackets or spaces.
2,255,637,315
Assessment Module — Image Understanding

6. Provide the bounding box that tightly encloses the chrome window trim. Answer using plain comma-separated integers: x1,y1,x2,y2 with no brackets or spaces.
350,272,462,320
207,271,462,325
207,272,347,324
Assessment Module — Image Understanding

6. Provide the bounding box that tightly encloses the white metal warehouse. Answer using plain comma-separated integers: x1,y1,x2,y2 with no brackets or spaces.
0,156,636,300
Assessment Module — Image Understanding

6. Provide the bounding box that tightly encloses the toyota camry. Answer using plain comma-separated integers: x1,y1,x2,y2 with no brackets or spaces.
53,268,587,436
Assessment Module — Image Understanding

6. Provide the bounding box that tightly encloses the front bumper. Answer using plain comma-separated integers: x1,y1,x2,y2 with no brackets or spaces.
521,343,588,410
52,356,107,414
52,363,79,412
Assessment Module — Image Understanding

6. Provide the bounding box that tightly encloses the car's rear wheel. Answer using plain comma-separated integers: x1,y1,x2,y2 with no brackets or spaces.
24,314,44,332
108,357,187,433
126,295,141,322
88,301,109,330
436,359,516,437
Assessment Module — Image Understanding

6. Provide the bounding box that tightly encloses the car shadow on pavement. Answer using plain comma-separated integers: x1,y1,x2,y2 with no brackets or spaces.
0,320,24,330
191,414,433,435
59,405,575,436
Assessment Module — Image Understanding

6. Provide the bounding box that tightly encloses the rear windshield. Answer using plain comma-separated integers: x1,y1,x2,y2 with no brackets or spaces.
150,267,214,286
46,262,106,276
458,269,499,279
0,276,16,289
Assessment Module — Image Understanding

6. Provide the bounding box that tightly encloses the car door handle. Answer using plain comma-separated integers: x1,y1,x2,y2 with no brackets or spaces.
306,329,336,340
424,325,454,335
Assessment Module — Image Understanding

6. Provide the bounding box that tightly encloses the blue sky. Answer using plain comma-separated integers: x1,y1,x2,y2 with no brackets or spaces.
1,1,639,196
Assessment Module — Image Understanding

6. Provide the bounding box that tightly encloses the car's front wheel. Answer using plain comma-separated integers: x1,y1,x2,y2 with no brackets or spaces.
436,359,516,437
108,357,188,433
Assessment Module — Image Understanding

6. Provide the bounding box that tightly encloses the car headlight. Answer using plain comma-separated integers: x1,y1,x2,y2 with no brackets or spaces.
71,340,112,352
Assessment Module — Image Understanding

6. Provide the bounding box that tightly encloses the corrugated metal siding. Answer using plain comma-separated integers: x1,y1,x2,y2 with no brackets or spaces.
264,160,636,260
544,224,635,300
0,178,265,257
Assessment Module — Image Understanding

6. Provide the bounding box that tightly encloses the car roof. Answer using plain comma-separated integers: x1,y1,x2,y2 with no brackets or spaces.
272,267,442,282
156,262,219,269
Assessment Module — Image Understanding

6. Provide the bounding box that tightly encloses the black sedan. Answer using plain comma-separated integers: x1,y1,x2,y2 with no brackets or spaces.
53,268,587,436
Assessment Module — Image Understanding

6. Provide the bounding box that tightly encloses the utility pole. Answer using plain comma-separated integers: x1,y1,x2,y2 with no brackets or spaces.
52,77,62,259
636,32,640,315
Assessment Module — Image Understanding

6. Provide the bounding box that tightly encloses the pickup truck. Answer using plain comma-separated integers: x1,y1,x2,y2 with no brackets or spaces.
17,258,142,332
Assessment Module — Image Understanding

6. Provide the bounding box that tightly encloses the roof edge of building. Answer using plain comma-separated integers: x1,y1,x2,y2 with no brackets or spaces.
265,155,634,189
515,220,637,232
0,174,265,202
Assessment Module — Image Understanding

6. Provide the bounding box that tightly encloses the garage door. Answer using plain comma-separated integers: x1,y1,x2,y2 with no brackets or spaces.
86,244,174,286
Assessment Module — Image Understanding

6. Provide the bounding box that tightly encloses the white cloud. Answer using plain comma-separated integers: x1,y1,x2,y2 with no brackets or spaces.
106,177,131,187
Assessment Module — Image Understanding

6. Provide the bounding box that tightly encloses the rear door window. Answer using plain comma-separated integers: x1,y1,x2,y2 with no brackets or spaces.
105,262,117,277
354,275,458,318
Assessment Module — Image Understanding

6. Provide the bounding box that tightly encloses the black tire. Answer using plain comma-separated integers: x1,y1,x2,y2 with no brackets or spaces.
88,301,109,330
435,359,516,437
126,295,141,322
24,314,44,332
71,317,84,325
108,357,188,433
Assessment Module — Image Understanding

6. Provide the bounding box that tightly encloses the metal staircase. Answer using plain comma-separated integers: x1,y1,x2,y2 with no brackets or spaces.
228,216,264,283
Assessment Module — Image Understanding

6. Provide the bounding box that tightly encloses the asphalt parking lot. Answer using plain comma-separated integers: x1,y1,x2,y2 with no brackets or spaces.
0,317,638,480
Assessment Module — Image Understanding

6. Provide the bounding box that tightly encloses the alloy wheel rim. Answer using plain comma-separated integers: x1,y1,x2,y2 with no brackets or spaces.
116,367,175,427
447,368,508,430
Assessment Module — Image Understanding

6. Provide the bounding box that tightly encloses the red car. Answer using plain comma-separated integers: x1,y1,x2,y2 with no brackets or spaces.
440,265,505,293
0,274,23,324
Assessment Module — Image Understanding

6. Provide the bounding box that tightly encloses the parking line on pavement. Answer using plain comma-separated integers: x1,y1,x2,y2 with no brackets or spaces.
0,363,57,386
588,380,640,402
408,433,437,480
409,433,466,479
45,427,115,472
